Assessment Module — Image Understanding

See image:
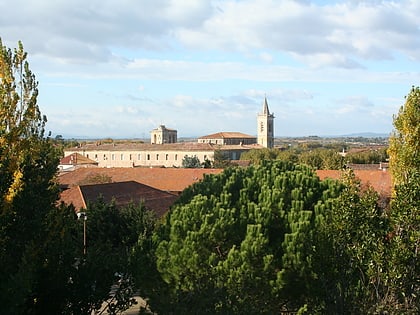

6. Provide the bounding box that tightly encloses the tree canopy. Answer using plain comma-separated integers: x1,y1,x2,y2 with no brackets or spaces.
152,161,343,313
388,86,420,187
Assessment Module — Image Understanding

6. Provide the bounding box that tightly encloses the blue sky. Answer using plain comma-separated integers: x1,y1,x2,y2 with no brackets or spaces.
1,0,419,138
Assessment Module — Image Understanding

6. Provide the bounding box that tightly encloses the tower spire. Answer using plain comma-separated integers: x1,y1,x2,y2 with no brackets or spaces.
262,96,270,115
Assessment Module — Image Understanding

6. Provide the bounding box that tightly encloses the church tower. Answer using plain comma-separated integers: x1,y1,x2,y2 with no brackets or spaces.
257,97,274,148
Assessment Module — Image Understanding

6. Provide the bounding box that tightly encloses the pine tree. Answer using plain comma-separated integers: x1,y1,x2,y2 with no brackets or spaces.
153,161,343,313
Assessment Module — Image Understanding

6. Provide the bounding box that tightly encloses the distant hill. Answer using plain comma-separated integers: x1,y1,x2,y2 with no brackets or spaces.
324,132,390,138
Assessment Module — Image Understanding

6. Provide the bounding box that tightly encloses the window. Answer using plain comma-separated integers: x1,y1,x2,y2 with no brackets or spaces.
166,154,169,160
138,154,141,160
86,154,89,159
111,154,115,160
156,154,159,160
120,154,124,160
147,154,150,161
175,154,178,161
103,154,106,160
260,121,264,132
94,154,98,159
129,154,132,160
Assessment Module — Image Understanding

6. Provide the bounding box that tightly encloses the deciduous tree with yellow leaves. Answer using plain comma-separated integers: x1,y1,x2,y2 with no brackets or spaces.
0,39,61,313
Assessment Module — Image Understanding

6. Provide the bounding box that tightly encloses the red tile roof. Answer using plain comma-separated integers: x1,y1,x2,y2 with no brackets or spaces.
59,167,224,193
316,169,391,197
59,168,223,216
60,153,98,165
199,132,256,139
66,142,216,152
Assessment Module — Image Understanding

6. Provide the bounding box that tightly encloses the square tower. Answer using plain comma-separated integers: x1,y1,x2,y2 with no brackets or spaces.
257,97,274,148
150,125,177,144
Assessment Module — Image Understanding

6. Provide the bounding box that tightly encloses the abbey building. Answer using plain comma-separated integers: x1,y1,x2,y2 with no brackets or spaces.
63,98,275,168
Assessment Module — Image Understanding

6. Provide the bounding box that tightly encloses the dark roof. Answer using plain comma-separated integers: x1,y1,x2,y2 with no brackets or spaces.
71,181,178,217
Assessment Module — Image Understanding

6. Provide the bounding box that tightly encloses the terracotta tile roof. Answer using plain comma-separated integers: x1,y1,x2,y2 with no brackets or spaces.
67,142,216,152
59,167,224,193
77,181,178,217
199,132,256,139
60,153,98,165
316,169,391,197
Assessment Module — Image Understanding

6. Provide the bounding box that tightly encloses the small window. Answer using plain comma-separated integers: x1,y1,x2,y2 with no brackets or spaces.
103,154,106,160
111,154,115,160
120,154,124,160
156,154,159,160
165,154,169,160
147,154,150,161
129,154,132,160
138,154,141,160
175,154,178,161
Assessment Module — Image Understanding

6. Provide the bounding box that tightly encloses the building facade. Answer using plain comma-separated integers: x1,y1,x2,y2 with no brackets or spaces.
198,132,257,145
150,125,177,144
62,99,273,168
257,97,275,148
64,143,214,168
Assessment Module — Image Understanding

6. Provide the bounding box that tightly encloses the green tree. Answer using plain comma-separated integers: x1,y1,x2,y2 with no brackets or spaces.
182,155,201,168
313,170,390,314
152,161,343,314
388,86,420,187
385,86,420,312
212,149,232,168
384,171,420,312
0,39,62,313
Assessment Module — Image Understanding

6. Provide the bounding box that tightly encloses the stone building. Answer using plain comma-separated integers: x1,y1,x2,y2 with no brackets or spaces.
198,132,256,145
63,97,274,168
150,125,177,144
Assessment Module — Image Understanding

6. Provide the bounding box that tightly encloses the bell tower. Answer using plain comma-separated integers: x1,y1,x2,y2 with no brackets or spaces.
257,97,274,148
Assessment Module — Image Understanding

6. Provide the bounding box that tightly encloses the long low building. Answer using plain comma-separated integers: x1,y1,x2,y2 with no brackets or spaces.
64,142,261,168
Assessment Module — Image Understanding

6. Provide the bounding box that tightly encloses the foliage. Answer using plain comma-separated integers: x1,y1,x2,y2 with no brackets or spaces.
382,86,420,312
69,199,155,314
77,173,113,185
212,149,232,168
182,155,201,168
0,39,156,314
241,148,343,169
0,39,62,313
384,171,420,312
152,161,343,313
313,170,390,314
388,86,420,187
345,147,388,165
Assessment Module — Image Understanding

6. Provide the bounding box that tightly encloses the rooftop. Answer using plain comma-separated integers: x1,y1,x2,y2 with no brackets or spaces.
66,142,217,152
198,132,256,139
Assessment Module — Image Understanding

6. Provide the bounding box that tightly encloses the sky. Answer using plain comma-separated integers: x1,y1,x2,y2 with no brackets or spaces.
1,0,419,139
